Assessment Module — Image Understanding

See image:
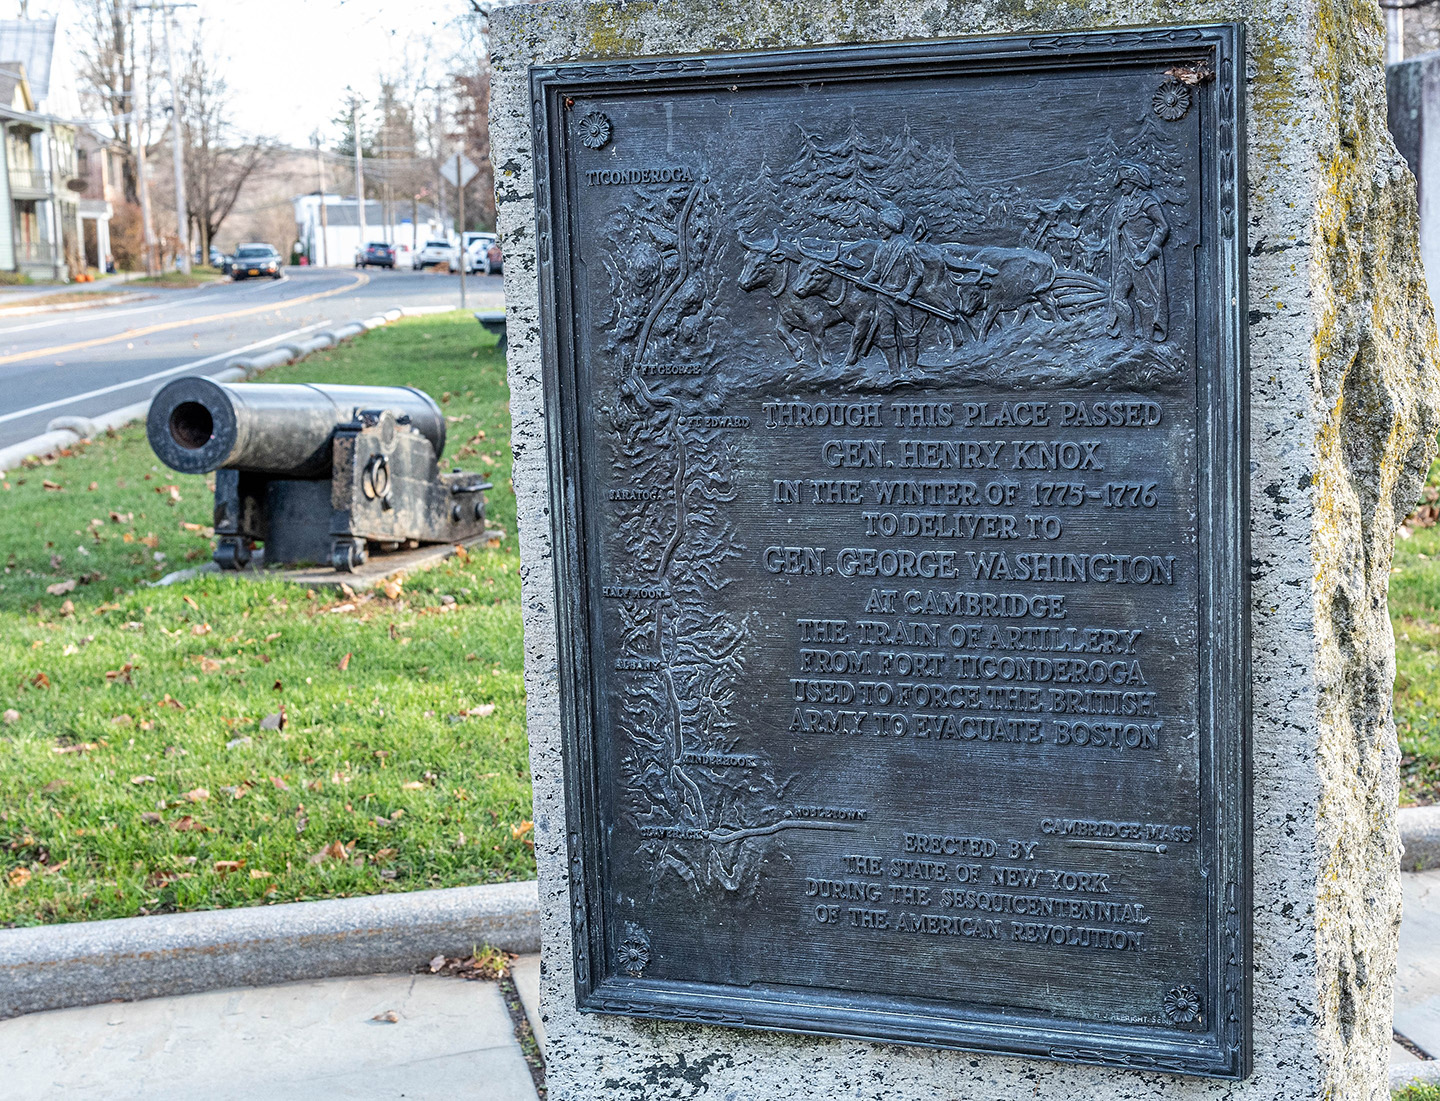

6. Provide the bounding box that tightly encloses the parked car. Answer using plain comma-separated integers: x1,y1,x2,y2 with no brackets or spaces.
481,238,503,276
392,242,416,270
465,234,503,275
356,241,396,269
413,239,458,270
231,243,283,280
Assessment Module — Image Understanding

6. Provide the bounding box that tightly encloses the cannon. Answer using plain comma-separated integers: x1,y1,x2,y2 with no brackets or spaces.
147,378,492,572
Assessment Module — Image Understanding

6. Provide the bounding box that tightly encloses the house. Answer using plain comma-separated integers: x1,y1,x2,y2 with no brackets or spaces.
293,194,446,267
0,16,95,280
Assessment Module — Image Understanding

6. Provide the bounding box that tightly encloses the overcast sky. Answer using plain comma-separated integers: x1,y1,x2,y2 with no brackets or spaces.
198,0,473,147
26,0,478,149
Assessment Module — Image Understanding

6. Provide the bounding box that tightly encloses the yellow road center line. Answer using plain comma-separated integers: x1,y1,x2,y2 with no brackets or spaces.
0,272,371,367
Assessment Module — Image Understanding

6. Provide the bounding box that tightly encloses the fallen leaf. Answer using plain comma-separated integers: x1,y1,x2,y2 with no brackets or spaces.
145,869,192,887
184,787,209,803
130,774,157,785
158,695,185,710
46,580,76,596
329,603,356,614
340,583,357,599
212,860,245,873
43,859,69,876
308,840,353,864
199,658,221,674
8,867,32,888
59,600,75,617
191,623,211,636
260,709,285,731
401,781,425,790
108,511,132,524
41,479,62,491
87,481,98,491
105,663,134,685
111,714,133,726
511,820,534,840
139,532,159,549
157,484,181,503
2,709,18,724
338,652,351,672
270,776,290,791
170,815,207,832
226,736,252,749
264,632,281,642
52,741,96,754
466,704,496,718
182,595,199,610
429,954,447,972
371,1010,400,1024
381,580,403,600
249,869,272,879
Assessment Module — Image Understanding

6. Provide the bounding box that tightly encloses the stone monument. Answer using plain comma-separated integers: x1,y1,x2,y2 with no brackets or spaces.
492,2,1440,1097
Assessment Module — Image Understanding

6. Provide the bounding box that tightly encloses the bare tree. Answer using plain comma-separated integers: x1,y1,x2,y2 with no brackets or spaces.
176,24,271,260
73,0,144,202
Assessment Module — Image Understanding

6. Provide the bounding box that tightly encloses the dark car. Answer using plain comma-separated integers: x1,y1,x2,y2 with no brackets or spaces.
231,244,283,280
356,241,395,269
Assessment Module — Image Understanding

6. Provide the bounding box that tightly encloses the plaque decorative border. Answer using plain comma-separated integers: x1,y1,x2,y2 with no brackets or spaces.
531,24,1249,1079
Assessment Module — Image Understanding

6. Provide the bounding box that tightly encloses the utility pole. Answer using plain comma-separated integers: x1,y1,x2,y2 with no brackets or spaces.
1388,6,1405,66
311,129,328,267
139,0,195,273
351,97,366,247
434,95,446,228
456,151,467,310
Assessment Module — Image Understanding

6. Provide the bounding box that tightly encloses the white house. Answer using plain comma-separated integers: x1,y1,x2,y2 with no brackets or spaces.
293,194,446,267
0,15,97,280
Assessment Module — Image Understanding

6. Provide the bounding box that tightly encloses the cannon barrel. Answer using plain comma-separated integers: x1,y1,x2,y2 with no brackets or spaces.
147,378,446,476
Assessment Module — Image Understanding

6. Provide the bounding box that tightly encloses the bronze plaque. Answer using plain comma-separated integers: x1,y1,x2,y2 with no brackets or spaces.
532,24,1249,1078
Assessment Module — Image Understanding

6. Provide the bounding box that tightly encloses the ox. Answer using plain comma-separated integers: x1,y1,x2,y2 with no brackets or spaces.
736,231,851,366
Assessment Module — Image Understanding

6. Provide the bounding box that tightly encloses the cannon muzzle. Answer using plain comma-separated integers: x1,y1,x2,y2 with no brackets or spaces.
147,378,446,477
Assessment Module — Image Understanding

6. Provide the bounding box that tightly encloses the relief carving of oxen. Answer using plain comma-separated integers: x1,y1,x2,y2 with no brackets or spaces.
940,245,1107,340
735,230,850,366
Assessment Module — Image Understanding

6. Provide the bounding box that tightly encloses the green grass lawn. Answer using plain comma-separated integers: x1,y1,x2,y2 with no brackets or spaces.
0,312,535,926
1394,1085,1440,1101
128,267,226,288
1394,452,1440,807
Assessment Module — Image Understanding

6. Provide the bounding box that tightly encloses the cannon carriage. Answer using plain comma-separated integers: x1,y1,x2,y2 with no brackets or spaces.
147,378,492,573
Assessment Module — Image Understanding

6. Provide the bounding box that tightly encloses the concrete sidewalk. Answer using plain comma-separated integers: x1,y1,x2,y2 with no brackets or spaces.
0,969,541,1100
1395,869,1440,1088
9,872,1440,1098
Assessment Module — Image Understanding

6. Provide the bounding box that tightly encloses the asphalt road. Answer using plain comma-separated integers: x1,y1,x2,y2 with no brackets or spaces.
0,266,503,452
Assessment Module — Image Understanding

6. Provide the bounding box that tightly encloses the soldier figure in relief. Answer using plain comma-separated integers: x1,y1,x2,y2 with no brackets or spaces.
1106,161,1170,342
848,204,927,375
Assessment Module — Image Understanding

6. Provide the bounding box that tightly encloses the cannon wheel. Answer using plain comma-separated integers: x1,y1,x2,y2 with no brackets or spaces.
214,538,251,571
331,539,368,573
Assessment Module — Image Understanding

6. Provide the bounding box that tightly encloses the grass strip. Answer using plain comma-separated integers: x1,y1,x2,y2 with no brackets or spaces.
0,312,534,925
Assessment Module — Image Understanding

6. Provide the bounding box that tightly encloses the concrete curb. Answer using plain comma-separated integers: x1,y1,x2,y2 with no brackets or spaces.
1402,804,1440,872
1392,1060,1440,1090
0,302,457,478
0,880,539,1019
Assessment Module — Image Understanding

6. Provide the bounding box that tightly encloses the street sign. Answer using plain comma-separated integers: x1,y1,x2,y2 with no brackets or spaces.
441,153,480,189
